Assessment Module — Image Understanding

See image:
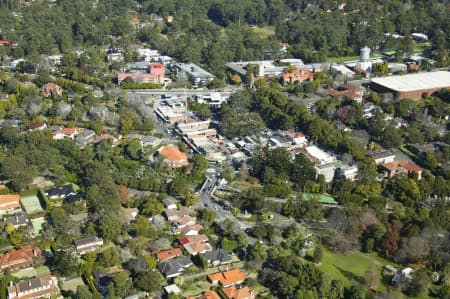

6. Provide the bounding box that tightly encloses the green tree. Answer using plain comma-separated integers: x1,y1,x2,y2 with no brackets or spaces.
140,196,163,216
101,246,120,267
220,237,238,252
291,154,316,189
184,194,199,207
1,156,35,190
53,250,79,276
113,272,132,298
381,126,402,148
135,271,165,293
75,285,93,299
99,214,122,242
125,140,142,160
313,246,323,263
194,253,209,269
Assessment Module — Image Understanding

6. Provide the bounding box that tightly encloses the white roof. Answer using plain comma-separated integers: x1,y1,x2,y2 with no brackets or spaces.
164,284,181,294
306,145,336,164
371,71,450,92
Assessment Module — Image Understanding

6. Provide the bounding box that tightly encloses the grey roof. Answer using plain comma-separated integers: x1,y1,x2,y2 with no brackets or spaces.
371,71,450,92
74,236,101,247
45,185,75,198
408,143,435,153
367,149,396,160
203,249,232,263
1,119,22,127
162,197,177,207
158,257,192,276
0,212,29,227
15,274,50,292
174,63,215,79
63,193,84,204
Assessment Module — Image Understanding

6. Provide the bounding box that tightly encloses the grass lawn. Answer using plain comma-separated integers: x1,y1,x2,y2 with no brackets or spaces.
59,277,85,293
12,266,50,279
315,248,432,299
230,179,260,191
250,26,275,39
326,56,360,63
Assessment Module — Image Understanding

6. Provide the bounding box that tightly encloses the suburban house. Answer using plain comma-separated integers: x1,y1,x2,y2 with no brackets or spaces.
63,193,85,205
74,236,104,255
164,284,181,296
156,248,183,262
281,67,314,85
280,130,307,145
158,257,193,278
222,286,257,299
326,84,364,103
173,215,197,229
381,160,423,179
186,290,221,299
7,273,59,299
163,197,177,210
0,194,21,215
179,235,212,256
164,207,194,222
158,145,190,168
51,127,81,140
208,269,246,287
42,83,63,97
203,249,232,266
0,245,42,271
45,185,76,199
0,212,30,228
26,123,47,132
336,165,359,181
75,129,96,147
315,162,337,183
368,150,396,165
174,223,203,236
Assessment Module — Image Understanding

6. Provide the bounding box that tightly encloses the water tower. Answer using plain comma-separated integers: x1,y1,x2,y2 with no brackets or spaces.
360,46,371,62
356,46,372,72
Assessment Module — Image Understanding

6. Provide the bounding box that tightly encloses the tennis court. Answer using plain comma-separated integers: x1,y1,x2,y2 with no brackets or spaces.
31,217,46,236
20,195,44,214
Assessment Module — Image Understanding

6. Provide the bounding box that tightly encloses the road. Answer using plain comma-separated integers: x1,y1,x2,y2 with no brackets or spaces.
125,88,239,101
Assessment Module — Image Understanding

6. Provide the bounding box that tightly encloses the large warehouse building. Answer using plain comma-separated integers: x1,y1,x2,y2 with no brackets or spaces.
370,71,450,99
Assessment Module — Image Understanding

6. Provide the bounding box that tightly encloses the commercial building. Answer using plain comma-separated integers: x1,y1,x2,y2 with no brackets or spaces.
173,63,215,86
117,63,165,85
370,71,450,99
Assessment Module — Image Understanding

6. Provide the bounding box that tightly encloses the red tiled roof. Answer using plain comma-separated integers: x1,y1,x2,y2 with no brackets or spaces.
186,290,221,299
222,286,256,299
0,246,41,271
383,160,422,173
179,235,208,245
0,194,21,211
52,127,80,136
208,269,246,286
156,248,182,261
282,67,314,82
